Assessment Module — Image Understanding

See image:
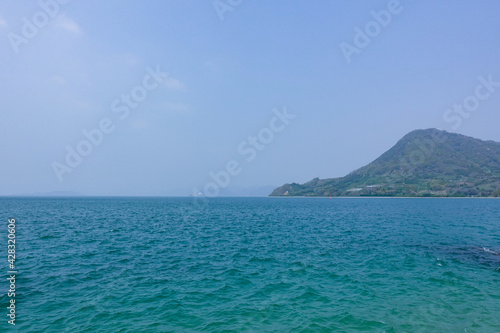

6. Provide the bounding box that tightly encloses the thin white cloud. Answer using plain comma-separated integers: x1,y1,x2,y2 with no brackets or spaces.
130,119,149,130
164,102,189,113
119,53,139,67
164,77,185,90
0,15,8,29
53,15,82,35
49,75,67,85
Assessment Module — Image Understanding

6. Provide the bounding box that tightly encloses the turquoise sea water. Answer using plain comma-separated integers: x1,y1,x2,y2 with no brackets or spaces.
1,197,500,332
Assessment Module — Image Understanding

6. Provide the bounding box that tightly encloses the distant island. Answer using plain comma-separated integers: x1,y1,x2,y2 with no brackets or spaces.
3,191,85,197
270,129,500,197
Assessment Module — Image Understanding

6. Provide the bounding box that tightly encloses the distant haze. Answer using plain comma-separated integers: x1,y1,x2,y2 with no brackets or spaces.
1,1,500,196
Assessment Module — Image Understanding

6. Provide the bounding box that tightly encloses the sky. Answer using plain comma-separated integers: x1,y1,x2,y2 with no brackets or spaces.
1,0,500,196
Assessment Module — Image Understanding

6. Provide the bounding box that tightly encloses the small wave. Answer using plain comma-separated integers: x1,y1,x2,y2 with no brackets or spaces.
482,247,500,255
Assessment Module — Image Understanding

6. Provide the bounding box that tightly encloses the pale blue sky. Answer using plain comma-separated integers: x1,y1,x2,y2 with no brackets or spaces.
1,1,500,196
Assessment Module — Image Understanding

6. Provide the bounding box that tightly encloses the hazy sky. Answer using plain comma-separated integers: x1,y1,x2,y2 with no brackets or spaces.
1,1,500,196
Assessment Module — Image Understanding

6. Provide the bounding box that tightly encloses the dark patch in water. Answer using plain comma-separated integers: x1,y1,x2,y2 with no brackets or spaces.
437,245,500,271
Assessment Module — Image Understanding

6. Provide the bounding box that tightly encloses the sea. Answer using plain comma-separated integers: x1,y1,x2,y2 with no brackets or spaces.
1,197,499,332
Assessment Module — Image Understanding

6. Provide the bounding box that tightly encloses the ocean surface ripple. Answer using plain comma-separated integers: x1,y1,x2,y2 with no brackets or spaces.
1,197,499,332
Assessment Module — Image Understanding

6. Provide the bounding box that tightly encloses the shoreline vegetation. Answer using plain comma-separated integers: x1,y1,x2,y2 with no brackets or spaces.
270,129,500,198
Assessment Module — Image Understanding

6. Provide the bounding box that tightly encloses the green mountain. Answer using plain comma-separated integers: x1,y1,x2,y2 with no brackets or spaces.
270,129,500,197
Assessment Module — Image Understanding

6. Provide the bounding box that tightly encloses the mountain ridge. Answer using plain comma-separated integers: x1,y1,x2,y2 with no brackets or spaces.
270,129,500,197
